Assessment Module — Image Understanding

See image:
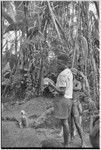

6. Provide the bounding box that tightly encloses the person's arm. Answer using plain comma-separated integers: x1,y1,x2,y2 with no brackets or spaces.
48,82,65,95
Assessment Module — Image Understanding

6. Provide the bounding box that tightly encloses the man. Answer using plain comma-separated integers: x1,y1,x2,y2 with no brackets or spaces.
70,68,96,147
70,83,86,147
89,116,99,148
47,61,73,147
42,59,95,147
69,78,83,140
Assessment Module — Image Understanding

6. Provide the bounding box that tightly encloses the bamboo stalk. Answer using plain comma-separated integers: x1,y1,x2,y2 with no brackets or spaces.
47,1,61,40
72,42,76,68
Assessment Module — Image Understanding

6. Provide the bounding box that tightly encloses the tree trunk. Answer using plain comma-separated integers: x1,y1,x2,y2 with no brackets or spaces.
72,2,81,68
47,1,61,40
23,1,29,37
81,2,99,105
37,57,43,96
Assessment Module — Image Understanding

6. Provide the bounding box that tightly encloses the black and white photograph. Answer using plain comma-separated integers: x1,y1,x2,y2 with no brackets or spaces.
1,1,100,148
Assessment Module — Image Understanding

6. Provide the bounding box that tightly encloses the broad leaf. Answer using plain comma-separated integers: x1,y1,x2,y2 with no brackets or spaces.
93,1,99,18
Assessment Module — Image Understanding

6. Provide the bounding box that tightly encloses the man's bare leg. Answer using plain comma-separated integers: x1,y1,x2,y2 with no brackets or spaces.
73,108,87,147
61,119,69,146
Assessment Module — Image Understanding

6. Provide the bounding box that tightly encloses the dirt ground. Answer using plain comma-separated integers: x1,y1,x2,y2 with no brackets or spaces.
1,97,92,148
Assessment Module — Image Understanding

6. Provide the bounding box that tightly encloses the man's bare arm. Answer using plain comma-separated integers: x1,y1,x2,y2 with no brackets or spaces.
48,82,65,95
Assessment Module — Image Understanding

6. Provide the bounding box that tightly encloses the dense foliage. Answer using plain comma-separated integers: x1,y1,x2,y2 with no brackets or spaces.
1,1,99,107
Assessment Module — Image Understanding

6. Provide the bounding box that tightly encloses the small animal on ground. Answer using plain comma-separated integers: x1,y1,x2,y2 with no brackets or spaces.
19,110,28,128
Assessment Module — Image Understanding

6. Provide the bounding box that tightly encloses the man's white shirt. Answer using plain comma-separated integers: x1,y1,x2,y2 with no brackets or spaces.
56,68,73,99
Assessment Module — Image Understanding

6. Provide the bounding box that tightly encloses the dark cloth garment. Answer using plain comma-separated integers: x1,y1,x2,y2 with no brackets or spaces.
53,96,72,119
52,96,72,146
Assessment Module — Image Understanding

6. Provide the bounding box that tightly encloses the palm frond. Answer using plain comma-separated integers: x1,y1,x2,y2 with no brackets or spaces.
4,21,26,33
93,1,99,18
2,9,14,25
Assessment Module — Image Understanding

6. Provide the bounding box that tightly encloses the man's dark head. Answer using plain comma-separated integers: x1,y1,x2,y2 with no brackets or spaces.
57,54,71,73
57,62,66,74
